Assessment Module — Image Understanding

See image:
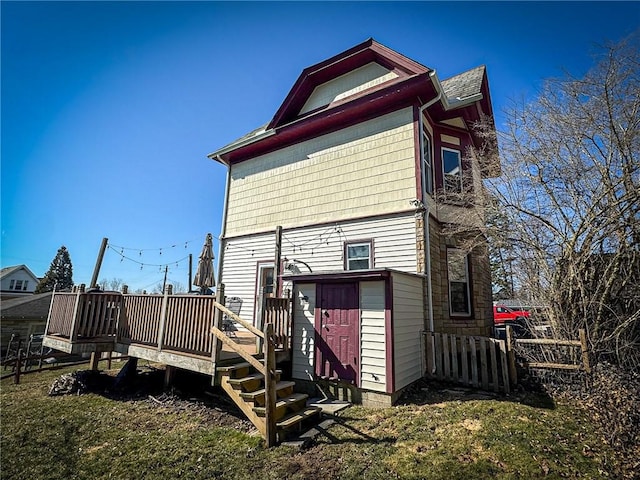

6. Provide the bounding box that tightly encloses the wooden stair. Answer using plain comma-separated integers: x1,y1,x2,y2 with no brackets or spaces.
217,361,322,442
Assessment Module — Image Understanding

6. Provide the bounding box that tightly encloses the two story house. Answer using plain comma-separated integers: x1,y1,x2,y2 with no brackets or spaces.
209,38,497,405
1,265,39,300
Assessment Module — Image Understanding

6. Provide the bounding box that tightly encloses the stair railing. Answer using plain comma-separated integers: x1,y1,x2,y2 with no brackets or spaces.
210,284,278,446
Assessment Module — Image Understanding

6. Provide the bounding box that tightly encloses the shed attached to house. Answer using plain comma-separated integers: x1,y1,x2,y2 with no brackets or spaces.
288,268,425,406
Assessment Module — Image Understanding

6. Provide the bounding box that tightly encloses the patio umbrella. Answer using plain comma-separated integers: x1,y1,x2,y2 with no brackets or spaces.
193,233,215,294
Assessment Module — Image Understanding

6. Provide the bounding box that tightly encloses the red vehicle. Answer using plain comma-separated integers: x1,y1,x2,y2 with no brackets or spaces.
493,305,530,325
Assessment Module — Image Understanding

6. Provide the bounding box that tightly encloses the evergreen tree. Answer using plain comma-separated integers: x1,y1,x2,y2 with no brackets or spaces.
35,246,74,293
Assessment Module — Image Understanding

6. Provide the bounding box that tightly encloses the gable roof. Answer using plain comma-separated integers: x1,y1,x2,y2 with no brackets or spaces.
0,264,39,282
267,38,431,129
209,39,494,164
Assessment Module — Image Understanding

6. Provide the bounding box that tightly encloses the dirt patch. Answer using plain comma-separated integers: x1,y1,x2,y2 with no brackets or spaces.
47,365,253,433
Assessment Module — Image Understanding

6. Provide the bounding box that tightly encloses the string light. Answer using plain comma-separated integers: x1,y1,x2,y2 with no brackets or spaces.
106,245,190,269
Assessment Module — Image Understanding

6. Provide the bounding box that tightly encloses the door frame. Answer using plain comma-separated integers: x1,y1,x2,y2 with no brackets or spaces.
314,281,360,386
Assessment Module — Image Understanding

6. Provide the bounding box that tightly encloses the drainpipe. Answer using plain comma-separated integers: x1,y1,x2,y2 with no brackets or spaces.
216,155,231,289
419,71,441,373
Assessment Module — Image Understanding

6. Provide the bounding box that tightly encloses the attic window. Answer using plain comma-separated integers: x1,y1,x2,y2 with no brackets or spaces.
345,241,373,270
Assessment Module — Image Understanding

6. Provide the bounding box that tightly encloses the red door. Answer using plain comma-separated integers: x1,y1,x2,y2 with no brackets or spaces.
315,283,359,384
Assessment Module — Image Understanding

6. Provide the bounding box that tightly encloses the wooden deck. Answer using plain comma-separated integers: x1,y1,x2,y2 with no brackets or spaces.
42,288,286,374
42,285,314,446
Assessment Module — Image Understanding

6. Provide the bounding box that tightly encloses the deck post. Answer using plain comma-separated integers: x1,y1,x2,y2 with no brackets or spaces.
68,284,85,341
157,285,171,351
89,352,100,371
505,325,518,386
579,329,590,374
264,323,277,447
210,283,225,385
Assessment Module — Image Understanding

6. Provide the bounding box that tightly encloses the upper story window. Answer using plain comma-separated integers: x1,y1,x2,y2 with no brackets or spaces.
421,114,434,196
345,241,373,270
442,148,462,193
447,248,471,316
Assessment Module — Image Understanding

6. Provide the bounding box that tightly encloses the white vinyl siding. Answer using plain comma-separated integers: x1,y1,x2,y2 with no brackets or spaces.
392,272,425,390
220,213,418,324
219,232,275,324
300,62,399,114
226,108,416,237
360,281,386,392
291,284,316,381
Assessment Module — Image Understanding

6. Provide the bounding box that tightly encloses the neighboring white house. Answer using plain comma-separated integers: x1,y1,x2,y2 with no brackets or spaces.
208,39,497,405
0,265,39,299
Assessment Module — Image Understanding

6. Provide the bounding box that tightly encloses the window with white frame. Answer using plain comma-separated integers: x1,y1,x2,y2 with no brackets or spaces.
9,280,15,289
421,113,434,195
345,241,372,270
442,148,462,193
14,280,23,291
22,280,29,291
447,248,471,316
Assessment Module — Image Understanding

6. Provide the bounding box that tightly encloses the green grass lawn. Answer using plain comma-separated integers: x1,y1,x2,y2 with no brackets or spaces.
1,365,613,480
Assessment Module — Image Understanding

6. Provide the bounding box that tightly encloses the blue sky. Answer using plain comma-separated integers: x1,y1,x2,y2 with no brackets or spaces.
2,1,638,291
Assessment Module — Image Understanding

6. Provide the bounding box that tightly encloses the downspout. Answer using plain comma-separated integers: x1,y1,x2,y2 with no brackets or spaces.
215,155,231,289
419,71,441,374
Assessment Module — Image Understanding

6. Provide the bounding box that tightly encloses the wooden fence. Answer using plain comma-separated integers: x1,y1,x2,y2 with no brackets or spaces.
424,328,591,394
513,328,590,373
425,332,510,393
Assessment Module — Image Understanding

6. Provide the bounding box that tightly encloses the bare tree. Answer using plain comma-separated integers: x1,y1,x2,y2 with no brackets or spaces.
99,277,125,291
446,35,640,369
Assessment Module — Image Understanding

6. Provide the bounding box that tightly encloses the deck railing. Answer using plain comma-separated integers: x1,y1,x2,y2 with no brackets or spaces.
162,295,217,356
45,293,77,337
75,292,121,339
262,297,291,351
118,295,163,345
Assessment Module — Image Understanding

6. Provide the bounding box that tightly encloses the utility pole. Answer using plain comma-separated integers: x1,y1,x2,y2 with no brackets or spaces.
90,238,108,288
188,254,193,293
162,266,168,293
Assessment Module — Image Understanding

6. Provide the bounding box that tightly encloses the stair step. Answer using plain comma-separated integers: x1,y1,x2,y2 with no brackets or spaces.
217,362,252,379
240,381,295,406
253,393,309,419
276,406,322,429
227,371,282,392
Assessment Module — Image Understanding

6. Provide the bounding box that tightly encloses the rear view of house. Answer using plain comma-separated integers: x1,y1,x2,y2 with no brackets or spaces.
42,40,499,442
210,38,497,405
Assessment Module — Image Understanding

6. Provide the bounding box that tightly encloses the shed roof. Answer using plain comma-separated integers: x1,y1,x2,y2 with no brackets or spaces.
1,292,53,319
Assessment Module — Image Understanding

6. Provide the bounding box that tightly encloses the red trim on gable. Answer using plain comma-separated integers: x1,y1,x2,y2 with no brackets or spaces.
268,39,431,130
226,74,436,164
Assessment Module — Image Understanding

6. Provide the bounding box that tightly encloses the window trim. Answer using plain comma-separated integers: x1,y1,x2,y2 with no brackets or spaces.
14,280,23,291
441,147,462,193
420,113,434,196
344,240,374,271
447,248,471,317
